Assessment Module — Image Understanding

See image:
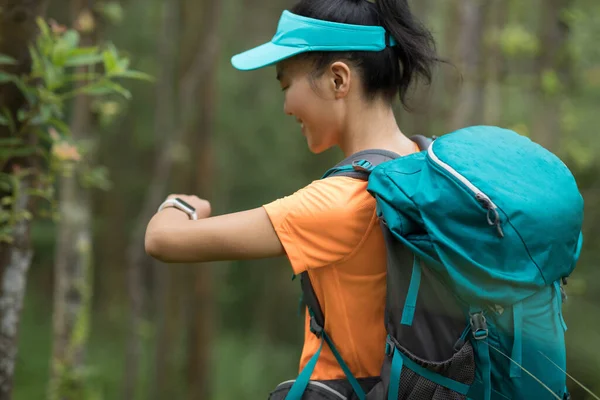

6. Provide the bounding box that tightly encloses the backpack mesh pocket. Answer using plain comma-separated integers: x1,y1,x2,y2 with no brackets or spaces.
382,337,475,400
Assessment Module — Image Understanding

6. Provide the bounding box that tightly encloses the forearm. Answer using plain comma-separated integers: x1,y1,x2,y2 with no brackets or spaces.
144,207,285,263
144,208,196,263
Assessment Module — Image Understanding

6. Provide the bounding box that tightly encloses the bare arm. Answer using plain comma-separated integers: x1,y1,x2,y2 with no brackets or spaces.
144,205,285,264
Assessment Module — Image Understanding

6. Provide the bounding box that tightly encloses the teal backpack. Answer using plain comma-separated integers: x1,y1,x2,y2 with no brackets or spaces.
278,125,583,400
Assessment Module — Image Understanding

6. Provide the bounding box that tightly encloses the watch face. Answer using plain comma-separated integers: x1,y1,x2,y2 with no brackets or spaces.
175,197,195,212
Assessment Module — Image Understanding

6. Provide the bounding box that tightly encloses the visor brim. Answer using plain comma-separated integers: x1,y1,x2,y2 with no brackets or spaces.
231,42,305,71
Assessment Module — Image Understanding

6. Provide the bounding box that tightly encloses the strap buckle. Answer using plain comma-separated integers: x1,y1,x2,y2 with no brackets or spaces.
470,311,488,340
385,335,395,356
309,315,323,338
352,159,373,173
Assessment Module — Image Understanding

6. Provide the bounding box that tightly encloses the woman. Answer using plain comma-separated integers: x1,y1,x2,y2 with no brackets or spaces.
145,0,439,398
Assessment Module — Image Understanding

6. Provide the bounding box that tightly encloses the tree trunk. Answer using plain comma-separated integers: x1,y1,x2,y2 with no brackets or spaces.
531,0,573,152
439,0,461,128
450,0,489,130
0,1,48,398
123,0,179,397
403,0,433,136
482,0,508,126
177,0,222,398
49,1,97,399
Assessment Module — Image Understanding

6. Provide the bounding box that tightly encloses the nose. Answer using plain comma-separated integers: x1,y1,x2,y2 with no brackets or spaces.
283,99,292,116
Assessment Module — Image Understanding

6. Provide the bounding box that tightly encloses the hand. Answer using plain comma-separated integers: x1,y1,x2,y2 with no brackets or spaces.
165,194,212,219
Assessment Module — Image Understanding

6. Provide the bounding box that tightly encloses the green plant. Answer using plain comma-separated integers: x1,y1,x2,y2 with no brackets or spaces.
0,17,152,244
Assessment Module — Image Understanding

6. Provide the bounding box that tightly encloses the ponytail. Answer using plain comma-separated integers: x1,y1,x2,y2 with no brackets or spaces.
375,0,439,105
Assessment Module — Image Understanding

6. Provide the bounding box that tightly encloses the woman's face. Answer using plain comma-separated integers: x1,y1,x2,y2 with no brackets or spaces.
276,58,347,154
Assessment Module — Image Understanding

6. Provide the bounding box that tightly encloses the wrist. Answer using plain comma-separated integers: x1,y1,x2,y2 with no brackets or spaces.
158,197,198,220
158,206,189,218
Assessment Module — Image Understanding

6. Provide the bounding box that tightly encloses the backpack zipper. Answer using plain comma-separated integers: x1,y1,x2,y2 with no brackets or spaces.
427,143,504,238
276,380,347,399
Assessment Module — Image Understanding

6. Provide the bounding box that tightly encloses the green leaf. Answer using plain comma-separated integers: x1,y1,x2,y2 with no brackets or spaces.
25,188,53,201
49,118,71,135
95,2,124,25
499,25,539,57
65,72,102,83
43,58,65,90
109,69,154,82
69,46,100,56
0,54,17,65
0,227,14,244
0,72,15,83
1,108,16,132
65,53,103,67
62,30,80,50
15,210,33,221
29,104,53,125
102,46,119,74
0,138,24,146
17,108,28,122
28,45,44,78
38,88,62,106
80,165,112,191
81,80,131,99
36,17,51,38
0,146,39,160
117,57,130,72
541,69,561,96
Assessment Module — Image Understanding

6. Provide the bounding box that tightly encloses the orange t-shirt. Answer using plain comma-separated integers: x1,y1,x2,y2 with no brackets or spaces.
263,175,388,380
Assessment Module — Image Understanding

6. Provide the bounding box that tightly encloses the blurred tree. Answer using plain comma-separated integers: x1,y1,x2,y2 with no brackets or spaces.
450,0,489,129
181,0,222,397
123,0,179,398
483,0,508,126
438,0,461,129
0,1,49,398
49,1,99,398
401,0,433,137
532,0,574,151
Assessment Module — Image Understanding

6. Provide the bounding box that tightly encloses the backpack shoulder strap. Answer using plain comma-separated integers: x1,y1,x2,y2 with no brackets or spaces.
322,135,433,180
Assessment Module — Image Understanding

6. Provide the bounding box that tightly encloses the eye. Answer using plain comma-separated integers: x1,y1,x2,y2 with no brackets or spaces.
281,85,289,92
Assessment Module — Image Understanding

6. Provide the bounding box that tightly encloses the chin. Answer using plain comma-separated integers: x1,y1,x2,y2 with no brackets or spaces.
307,141,332,155
306,131,336,154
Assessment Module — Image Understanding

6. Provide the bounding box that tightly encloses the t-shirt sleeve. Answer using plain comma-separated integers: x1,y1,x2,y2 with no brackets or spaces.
263,177,376,275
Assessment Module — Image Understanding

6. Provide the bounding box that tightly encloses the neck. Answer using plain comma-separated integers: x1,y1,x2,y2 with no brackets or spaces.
338,98,417,157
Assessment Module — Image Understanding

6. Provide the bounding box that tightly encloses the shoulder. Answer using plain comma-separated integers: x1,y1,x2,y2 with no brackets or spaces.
264,176,375,224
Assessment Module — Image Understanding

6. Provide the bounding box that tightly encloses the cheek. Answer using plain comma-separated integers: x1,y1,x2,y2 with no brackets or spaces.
284,83,342,147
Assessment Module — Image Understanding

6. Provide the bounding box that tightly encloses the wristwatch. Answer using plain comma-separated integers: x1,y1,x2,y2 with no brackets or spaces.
157,197,198,220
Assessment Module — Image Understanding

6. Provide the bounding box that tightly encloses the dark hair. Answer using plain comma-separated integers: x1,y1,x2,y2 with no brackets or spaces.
290,0,440,108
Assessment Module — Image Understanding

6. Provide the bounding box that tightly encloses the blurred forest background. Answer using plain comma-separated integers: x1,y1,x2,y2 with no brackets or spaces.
0,0,599,399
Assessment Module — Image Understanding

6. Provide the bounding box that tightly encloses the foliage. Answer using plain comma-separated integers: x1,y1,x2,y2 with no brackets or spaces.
0,17,151,244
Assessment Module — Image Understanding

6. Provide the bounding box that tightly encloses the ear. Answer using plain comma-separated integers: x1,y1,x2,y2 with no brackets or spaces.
328,61,352,99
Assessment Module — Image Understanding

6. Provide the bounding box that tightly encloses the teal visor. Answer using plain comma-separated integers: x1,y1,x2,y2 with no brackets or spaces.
231,10,397,71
